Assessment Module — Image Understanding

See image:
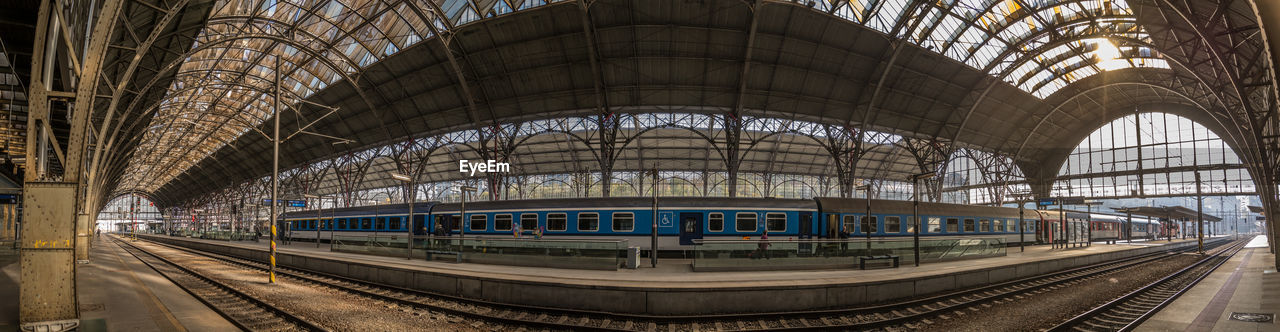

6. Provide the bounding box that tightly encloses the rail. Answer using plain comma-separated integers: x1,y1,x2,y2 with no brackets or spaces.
1047,238,1249,331
691,237,1006,271
131,234,1231,331
110,236,326,331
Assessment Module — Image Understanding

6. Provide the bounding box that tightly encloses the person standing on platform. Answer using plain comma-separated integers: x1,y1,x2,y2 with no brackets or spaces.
755,230,771,259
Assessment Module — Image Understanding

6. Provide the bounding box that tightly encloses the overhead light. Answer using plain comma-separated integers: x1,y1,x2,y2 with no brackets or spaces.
389,172,411,182
460,186,477,192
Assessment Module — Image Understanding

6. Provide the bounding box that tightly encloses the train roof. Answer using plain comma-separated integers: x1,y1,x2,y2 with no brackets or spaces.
814,197,1022,219
431,196,816,211
280,202,437,219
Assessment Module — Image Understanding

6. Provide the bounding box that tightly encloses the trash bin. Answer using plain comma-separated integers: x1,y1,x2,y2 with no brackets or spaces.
626,246,640,269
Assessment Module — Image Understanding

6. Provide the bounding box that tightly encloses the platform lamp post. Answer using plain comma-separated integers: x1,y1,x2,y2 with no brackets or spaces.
648,167,659,268
856,183,873,252
1011,191,1032,253
458,186,476,263
1082,201,1102,246
911,172,935,266
302,194,327,248
1195,172,1204,254
390,172,414,260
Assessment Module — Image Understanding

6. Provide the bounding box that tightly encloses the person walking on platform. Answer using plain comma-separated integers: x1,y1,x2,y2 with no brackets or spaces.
753,230,771,259
433,219,448,248
838,228,850,254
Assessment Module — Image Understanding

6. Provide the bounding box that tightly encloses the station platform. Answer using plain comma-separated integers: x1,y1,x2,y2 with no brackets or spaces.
1140,235,1280,332
133,233,1229,315
0,235,237,331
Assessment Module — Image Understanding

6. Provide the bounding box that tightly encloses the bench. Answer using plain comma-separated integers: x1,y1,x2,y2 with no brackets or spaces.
858,255,900,270
425,249,461,261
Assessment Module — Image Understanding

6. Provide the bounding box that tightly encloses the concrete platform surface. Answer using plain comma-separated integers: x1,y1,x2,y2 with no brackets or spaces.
76,236,238,332
1139,235,1280,332
146,234,1235,289
132,233,1234,315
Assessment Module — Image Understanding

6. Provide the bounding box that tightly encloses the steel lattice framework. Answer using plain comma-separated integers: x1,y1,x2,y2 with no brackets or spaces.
17,0,1280,269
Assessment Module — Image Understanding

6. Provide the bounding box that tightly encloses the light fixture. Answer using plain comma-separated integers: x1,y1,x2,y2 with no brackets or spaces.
389,172,411,182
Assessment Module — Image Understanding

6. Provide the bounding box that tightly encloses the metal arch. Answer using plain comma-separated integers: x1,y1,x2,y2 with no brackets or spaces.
978,14,1142,73
613,124,726,165
993,25,1161,89
949,78,998,146
1147,0,1275,194
399,0,489,128
732,0,764,120
1154,0,1251,110
77,0,193,183
577,0,610,117
854,39,906,128
1012,81,1236,164
106,1,409,185
98,32,383,189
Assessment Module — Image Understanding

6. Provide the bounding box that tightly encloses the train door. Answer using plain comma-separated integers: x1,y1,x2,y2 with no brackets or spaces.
413,214,427,236
825,214,839,238
799,212,813,239
679,212,703,245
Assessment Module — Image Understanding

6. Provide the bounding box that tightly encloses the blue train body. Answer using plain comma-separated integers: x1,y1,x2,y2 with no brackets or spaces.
278,197,1164,250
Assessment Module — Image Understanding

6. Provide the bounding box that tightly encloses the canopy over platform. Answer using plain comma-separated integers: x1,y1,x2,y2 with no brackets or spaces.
1112,206,1221,222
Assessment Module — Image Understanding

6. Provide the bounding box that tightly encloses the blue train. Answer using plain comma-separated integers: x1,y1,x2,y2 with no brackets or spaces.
278,197,1166,250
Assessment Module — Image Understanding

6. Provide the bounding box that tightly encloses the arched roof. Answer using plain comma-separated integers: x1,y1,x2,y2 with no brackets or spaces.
91,0,1272,207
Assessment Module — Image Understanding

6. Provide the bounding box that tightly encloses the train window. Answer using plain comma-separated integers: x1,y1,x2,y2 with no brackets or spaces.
521,214,538,231
547,213,568,231
494,214,513,231
613,212,635,232
451,215,462,230
736,212,758,232
361,218,372,230
861,216,877,233
928,217,942,233
310,220,317,230
390,217,402,230
708,213,724,232
885,216,901,233
842,215,856,234
469,215,487,231
946,218,959,232
338,219,347,229
963,219,975,232
765,213,786,232
994,220,1003,232
578,213,599,231
376,218,386,230
979,219,990,232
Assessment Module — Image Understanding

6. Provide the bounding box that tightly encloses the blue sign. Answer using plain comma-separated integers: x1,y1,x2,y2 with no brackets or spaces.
262,199,307,207
0,194,16,204
1037,198,1058,206
659,212,673,228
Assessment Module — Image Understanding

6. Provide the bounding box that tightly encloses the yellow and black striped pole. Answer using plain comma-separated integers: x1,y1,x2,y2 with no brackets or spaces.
269,221,277,283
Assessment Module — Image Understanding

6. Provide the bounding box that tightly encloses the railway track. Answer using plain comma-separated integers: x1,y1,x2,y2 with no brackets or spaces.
131,235,1235,332
1047,239,1248,332
110,236,327,332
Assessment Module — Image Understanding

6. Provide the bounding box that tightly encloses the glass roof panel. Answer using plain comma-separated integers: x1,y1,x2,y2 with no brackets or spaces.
122,0,531,193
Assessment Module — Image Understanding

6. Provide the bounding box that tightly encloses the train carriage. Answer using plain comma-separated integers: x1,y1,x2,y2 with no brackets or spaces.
278,196,1179,250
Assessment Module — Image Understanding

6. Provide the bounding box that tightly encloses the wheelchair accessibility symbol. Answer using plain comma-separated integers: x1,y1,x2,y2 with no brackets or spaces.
659,212,673,227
